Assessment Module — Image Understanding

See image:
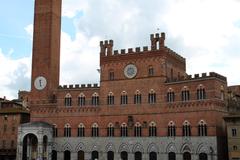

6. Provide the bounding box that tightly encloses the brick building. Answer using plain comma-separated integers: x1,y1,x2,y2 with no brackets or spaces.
16,0,230,160
0,98,29,160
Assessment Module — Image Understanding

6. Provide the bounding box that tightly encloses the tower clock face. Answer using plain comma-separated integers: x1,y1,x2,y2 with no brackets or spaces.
34,76,47,90
124,64,137,78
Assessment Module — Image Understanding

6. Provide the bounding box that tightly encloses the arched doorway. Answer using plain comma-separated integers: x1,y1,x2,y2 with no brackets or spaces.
91,151,98,160
149,152,157,160
121,151,128,160
135,151,142,160
183,152,191,160
64,150,71,160
199,153,208,160
107,151,114,160
78,150,84,160
52,150,57,160
168,152,176,160
22,134,38,160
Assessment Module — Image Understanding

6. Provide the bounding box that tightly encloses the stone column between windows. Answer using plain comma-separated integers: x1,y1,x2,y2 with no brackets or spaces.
71,152,78,160
85,152,91,160
57,151,64,160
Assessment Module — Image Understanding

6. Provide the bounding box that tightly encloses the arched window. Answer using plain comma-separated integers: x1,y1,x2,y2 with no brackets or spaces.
181,87,190,101
198,120,207,136
64,93,72,107
134,122,142,137
168,121,176,137
182,121,191,137
149,121,157,137
92,92,99,106
121,91,128,105
197,85,206,100
107,92,114,105
91,123,99,137
107,123,114,137
120,123,128,137
167,88,175,102
168,152,176,160
78,123,85,137
109,70,115,81
53,124,58,137
220,86,225,100
64,124,71,137
134,90,142,104
148,66,154,76
148,89,156,104
78,93,85,106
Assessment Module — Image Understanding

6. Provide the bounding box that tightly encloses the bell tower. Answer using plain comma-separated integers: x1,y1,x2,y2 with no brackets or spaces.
30,0,62,103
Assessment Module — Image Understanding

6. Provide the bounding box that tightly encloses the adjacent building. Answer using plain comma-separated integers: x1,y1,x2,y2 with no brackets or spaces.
16,0,231,160
0,98,29,160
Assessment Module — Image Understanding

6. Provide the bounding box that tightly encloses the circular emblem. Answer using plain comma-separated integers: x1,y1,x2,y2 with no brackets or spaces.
124,64,137,78
34,76,47,90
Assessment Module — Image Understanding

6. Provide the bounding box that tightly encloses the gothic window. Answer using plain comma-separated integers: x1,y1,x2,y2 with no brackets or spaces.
197,85,206,100
107,92,114,105
53,124,58,137
181,87,190,101
134,90,142,104
168,121,176,137
121,91,128,105
198,120,207,136
78,123,85,137
232,128,237,137
64,124,71,137
233,145,238,151
148,89,156,104
134,122,142,137
167,88,175,102
92,123,99,137
64,93,72,107
78,93,86,106
92,92,99,106
107,123,115,137
182,121,191,137
120,123,128,137
109,70,115,80
149,121,157,137
148,66,154,76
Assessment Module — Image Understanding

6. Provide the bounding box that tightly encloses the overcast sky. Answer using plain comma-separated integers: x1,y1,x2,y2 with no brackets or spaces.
0,0,240,99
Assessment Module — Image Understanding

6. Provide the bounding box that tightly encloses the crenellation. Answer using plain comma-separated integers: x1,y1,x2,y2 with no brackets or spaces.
113,50,119,55
57,83,100,90
87,84,92,87
135,47,141,52
100,39,114,56
81,84,86,88
121,49,126,54
69,85,73,89
75,84,79,88
128,48,133,53
194,74,199,78
143,46,148,52
202,73,207,77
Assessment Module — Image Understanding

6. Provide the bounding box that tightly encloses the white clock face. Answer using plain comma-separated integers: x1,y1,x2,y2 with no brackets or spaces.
34,76,47,90
124,64,137,78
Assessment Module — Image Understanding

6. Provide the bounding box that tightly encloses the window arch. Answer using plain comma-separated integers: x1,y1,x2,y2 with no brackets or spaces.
134,90,142,104
149,121,157,137
181,86,190,101
120,123,128,137
78,123,85,137
92,92,99,106
148,66,154,76
148,89,156,104
182,120,191,137
220,86,225,100
109,69,115,80
107,123,115,137
121,91,128,105
107,92,114,105
64,93,72,106
78,93,85,106
64,123,71,137
198,120,207,136
53,124,58,137
167,88,175,102
168,121,176,137
91,123,99,137
134,122,142,137
197,84,206,100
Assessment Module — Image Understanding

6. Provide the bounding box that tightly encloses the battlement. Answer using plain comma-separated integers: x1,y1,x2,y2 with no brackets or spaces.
100,32,185,62
167,72,227,83
58,83,99,90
